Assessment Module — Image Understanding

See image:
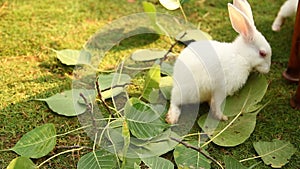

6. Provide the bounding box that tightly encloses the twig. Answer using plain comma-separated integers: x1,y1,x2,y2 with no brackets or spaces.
159,32,187,65
159,41,178,65
79,93,98,133
170,137,224,169
79,93,93,112
95,80,115,118
101,83,132,92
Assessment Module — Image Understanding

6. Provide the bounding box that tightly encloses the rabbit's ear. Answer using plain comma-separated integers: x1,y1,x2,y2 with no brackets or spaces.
233,0,254,24
228,3,255,41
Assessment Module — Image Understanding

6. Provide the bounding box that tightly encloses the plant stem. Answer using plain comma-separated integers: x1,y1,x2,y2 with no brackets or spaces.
159,31,187,65
95,80,115,118
178,1,188,23
56,125,91,137
0,149,10,152
37,147,84,168
183,132,206,138
80,92,98,133
56,145,93,150
170,137,224,169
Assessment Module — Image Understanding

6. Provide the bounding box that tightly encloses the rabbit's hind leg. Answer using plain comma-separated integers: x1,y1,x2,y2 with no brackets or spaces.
209,93,228,121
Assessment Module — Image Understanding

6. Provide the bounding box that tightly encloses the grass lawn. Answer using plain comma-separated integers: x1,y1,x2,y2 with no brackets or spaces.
0,0,299,168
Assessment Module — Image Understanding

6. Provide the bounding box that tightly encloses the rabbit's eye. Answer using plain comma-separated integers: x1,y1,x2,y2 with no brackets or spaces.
259,50,267,58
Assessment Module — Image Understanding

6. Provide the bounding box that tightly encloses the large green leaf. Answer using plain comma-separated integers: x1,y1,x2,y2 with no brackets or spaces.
11,123,56,158
198,105,265,147
124,98,167,139
224,156,248,169
253,140,296,168
224,73,268,117
142,64,161,102
54,49,91,65
131,49,174,62
198,74,268,147
6,157,36,169
142,156,174,169
174,141,211,169
77,150,117,169
37,90,88,116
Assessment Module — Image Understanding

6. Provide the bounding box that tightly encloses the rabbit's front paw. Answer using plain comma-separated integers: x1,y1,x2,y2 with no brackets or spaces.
165,113,178,124
272,23,282,32
214,112,228,121
166,104,181,124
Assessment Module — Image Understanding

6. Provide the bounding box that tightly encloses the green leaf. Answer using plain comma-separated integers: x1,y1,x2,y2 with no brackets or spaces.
198,74,269,147
37,90,88,116
253,140,296,168
125,98,167,139
133,129,179,157
224,73,268,117
142,156,174,169
11,123,56,158
98,73,131,91
106,125,178,158
121,158,141,169
54,49,91,65
131,49,174,62
77,150,117,169
161,62,174,76
224,156,247,169
142,64,161,102
159,0,180,10
174,141,211,169
176,29,212,44
159,76,173,100
6,157,37,169
198,105,266,147
97,73,131,99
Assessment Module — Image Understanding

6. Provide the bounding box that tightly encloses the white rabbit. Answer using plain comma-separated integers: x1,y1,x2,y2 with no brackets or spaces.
166,0,272,124
272,0,299,31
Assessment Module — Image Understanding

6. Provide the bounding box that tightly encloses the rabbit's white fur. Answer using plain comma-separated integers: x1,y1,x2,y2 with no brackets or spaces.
166,0,272,124
272,0,299,31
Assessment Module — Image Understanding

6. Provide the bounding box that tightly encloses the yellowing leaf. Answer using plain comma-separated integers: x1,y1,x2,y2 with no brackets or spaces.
142,64,161,102
6,157,36,169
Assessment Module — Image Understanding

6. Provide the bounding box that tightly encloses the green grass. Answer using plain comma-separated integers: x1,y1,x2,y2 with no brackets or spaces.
0,0,299,168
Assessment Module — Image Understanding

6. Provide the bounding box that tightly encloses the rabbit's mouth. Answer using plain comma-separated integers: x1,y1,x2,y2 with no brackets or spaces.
256,65,270,74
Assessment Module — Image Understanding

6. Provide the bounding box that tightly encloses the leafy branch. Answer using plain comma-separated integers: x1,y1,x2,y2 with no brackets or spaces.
170,137,224,169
